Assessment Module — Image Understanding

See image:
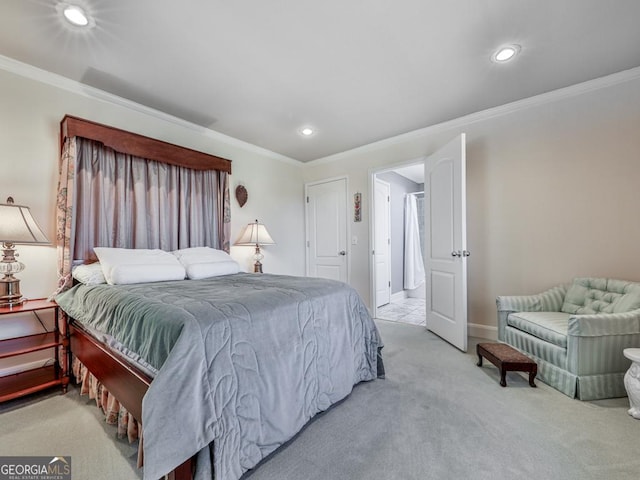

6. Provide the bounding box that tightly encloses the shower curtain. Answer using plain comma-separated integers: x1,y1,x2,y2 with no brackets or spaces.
404,193,425,290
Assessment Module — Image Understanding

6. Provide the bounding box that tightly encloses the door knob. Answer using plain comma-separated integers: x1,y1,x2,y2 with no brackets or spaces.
339,250,346,256
451,251,461,257
462,250,470,257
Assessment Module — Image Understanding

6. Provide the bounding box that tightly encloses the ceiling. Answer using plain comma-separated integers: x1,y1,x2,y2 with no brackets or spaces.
2,1,640,162
393,164,424,184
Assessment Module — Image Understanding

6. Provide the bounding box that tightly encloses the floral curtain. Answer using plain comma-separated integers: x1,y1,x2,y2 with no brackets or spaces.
53,136,77,295
219,171,231,252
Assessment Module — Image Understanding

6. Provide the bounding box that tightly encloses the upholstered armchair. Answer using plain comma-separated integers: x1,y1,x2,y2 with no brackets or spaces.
497,278,640,400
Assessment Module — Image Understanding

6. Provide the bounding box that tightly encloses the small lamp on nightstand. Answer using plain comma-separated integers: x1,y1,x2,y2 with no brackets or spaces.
0,197,50,306
234,219,275,273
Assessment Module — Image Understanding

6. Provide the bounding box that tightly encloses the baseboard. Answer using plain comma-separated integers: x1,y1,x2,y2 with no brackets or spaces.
468,323,497,341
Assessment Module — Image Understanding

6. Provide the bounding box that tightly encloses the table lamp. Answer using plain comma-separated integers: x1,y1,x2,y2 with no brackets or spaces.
234,219,275,273
0,197,50,306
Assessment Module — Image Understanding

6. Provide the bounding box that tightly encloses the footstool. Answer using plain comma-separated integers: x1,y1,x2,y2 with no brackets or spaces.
477,342,537,387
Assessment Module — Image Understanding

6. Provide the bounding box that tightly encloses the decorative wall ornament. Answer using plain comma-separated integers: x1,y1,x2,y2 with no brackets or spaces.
235,185,248,207
354,192,362,222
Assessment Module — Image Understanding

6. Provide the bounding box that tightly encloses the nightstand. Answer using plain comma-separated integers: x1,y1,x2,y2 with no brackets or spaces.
0,299,69,402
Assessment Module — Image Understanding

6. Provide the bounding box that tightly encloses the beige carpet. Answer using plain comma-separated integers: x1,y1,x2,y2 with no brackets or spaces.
0,384,141,479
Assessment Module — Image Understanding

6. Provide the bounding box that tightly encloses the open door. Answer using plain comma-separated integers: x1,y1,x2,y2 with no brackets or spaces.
424,134,468,351
374,178,391,307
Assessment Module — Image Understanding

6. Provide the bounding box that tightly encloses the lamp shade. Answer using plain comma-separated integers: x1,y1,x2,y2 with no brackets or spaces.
0,201,49,244
235,220,275,246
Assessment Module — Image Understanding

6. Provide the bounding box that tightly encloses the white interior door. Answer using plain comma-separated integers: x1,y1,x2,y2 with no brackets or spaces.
306,178,348,282
374,178,391,307
425,134,468,351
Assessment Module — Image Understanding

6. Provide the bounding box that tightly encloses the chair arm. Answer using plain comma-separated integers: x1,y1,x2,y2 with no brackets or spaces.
496,285,567,313
568,309,640,337
495,285,567,340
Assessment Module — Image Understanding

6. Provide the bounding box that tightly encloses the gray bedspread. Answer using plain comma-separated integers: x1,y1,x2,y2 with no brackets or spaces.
56,273,383,480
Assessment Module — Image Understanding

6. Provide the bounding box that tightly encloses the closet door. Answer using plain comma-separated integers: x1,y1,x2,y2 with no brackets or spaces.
305,177,348,282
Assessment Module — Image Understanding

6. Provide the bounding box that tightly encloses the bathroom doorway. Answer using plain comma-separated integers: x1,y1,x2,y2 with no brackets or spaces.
371,161,426,326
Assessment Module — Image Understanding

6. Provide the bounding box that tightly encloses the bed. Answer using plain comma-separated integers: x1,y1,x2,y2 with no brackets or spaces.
53,116,383,480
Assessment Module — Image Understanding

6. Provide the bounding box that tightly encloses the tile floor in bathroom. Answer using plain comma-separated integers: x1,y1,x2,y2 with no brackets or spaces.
376,297,426,326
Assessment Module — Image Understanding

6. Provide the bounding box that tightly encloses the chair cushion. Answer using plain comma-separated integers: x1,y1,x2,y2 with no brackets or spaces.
561,278,640,314
507,311,570,348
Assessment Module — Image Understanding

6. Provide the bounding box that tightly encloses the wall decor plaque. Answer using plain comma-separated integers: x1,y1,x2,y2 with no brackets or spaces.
235,185,248,207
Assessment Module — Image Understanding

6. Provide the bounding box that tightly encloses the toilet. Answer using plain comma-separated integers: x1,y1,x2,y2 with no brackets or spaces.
623,348,640,419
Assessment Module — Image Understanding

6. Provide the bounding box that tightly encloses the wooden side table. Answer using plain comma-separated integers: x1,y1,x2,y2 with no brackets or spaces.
0,298,69,403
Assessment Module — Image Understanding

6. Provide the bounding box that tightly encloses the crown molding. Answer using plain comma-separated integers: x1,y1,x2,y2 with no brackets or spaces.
0,54,301,167
307,65,640,166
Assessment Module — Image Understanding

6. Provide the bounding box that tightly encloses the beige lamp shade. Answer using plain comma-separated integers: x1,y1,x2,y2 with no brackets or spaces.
0,201,49,245
234,220,275,246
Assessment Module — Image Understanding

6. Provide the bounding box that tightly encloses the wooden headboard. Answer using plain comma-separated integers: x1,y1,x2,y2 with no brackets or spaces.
60,115,232,173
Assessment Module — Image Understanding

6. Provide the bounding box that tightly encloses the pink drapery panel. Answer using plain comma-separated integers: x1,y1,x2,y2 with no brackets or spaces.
219,171,231,252
53,136,77,294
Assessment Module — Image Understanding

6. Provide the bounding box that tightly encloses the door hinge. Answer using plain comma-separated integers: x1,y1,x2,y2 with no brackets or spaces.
388,281,391,287
306,196,309,203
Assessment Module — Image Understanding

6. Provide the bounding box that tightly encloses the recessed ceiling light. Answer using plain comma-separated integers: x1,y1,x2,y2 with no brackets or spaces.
57,3,94,28
492,44,521,63
300,127,315,137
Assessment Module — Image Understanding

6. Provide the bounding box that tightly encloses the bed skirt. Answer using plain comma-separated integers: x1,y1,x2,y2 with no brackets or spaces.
72,357,143,467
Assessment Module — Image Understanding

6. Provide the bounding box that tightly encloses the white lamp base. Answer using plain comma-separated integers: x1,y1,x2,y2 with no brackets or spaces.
253,245,264,273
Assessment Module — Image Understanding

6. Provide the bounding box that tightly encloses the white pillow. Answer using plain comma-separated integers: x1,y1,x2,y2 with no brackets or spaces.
184,261,240,280
94,247,186,285
72,263,107,285
172,247,234,263
172,247,241,279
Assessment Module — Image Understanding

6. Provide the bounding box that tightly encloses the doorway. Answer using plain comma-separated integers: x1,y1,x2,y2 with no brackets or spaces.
371,135,468,351
371,161,426,326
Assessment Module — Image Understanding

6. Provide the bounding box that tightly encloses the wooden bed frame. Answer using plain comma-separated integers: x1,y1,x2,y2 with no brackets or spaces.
60,115,232,480
70,322,193,480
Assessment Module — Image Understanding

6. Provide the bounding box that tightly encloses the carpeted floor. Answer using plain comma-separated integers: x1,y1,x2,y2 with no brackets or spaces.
1,319,638,479
0,380,140,479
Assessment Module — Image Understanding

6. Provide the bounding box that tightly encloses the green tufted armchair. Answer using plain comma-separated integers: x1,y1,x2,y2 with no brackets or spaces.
496,278,640,400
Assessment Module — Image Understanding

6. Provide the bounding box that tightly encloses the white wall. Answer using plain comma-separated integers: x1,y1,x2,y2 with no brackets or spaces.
0,63,306,302
303,70,640,334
